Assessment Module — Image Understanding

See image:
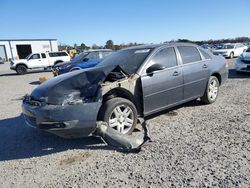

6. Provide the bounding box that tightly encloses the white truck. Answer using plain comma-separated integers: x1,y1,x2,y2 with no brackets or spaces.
10,51,70,74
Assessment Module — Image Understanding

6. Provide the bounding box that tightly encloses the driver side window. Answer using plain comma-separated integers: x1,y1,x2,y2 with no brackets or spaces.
150,47,178,68
30,54,40,60
87,52,100,60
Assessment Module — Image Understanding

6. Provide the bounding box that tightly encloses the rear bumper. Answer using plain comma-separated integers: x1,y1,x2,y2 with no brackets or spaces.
22,101,102,138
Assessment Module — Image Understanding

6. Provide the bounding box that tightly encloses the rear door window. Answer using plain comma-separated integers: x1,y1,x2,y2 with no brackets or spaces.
177,46,202,64
150,47,178,68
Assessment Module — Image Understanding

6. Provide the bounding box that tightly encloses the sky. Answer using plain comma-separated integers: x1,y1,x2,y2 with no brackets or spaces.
0,0,250,46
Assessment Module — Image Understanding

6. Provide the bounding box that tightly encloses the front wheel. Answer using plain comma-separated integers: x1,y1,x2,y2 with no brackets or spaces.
229,52,234,59
201,76,220,104
16,65,27,75
99,97,138,135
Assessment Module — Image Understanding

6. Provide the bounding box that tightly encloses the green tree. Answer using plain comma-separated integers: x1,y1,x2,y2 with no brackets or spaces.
80,43,87,50
105,40,114,49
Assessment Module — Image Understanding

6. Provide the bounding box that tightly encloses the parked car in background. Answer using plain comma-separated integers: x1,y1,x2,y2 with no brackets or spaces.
213,43,247,58
235,47,250,73
22,43,228,138
10,51,70,74
243,42,250,47
52,49,113,76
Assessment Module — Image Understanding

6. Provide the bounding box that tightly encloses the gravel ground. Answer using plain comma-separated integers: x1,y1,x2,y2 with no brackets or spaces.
0,59,249,187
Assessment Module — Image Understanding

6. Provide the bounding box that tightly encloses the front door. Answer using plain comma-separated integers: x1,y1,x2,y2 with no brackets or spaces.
141,47,184,116
27,53,42,68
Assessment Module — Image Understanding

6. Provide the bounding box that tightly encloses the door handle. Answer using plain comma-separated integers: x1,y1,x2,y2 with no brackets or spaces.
203,64,208,68
173,71,179,76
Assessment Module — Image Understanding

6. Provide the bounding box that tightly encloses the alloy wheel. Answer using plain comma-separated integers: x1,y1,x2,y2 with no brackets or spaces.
108,105,134,134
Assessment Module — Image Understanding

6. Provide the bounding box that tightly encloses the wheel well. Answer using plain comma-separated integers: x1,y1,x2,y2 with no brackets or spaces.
101,88,143,116
211,73,221,85
102,88,135,104
16,63,28,69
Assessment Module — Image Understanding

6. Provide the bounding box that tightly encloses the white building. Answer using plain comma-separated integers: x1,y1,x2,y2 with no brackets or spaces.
0,39,58,62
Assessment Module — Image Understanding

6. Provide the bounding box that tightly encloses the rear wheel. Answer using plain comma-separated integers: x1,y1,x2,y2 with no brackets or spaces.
16,65,27,75
99,97,137,134
201,76,220,104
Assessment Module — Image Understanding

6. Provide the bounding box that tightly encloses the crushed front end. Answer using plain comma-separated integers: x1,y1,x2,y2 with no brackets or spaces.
22,66,116,138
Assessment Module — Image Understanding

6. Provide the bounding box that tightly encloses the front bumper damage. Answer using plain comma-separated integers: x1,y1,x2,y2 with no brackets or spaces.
22,65,151,152
22,101,102,138
22,101,151,152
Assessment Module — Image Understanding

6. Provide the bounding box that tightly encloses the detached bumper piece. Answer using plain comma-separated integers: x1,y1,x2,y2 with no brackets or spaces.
95,118,152,153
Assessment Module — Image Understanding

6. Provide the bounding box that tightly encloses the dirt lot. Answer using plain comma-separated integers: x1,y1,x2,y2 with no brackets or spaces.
0,59,249,187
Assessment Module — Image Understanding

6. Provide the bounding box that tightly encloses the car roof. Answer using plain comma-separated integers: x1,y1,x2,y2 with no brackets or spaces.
121,42,199,51
84,49,113,52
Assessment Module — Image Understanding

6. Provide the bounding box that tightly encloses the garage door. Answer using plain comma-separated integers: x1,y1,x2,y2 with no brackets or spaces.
0,45,7,62
16,45,32,59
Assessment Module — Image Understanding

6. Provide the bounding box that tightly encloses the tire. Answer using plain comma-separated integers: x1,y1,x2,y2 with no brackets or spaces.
229,52,234,59
201,76,220,104
99,97,138,135
16,65,27,75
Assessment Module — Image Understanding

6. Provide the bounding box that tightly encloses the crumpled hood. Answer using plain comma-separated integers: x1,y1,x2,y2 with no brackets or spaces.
31,65,117,105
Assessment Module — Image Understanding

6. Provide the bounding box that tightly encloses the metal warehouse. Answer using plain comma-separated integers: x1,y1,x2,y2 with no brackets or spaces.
0,39,58,62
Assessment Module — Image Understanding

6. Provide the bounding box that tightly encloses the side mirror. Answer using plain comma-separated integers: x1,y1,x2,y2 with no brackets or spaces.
146,64,165,74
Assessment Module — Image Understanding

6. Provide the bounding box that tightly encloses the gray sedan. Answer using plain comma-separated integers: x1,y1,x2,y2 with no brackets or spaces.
22,43,228,138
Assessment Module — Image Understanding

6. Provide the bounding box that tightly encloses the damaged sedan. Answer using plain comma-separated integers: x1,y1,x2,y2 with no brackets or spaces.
22,43,228,140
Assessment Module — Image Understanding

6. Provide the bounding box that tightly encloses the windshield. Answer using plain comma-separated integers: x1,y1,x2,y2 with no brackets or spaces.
97,48,153,74
71,52,89,62
246,47,250,52
221,45,234,49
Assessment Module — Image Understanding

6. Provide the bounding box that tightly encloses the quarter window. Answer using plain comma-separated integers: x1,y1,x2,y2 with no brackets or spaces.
177,46,202,64
41,53,46,58
199,48,211,60
150,47,178,68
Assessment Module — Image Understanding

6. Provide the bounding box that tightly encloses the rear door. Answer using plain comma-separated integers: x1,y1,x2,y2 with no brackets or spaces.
177,46,209,100
141,47,184,116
